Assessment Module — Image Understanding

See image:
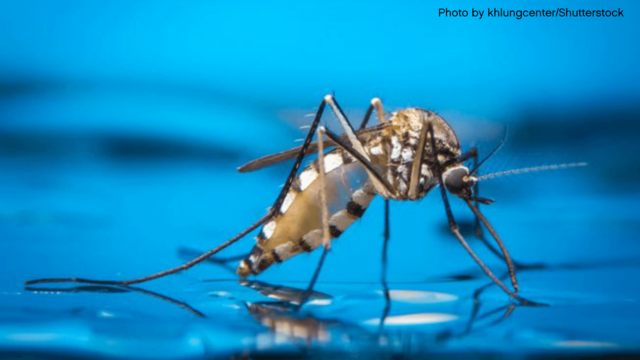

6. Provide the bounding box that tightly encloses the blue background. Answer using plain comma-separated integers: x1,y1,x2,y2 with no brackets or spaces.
1,0,639,358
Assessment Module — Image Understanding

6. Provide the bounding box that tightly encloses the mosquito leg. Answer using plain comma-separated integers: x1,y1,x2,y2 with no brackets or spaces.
460,147,531,272
379,199,391,334
323,95,372,162
297,243,330,310
466,147,505,256
176,248,242,276
25,214,271,286
325,95,387,194
178,248,249,264
358,101,375,130
317,127,331,250
408,124,429,199
321,127,395,195
459,147,484,239
426,124,531,304
465,200,519,293
445,207,524,301
468,148,484,239
382,199,390,280
26,96,335,287
359,97,386,130
272,97,332,212
297,127,332,309
239,97,385,174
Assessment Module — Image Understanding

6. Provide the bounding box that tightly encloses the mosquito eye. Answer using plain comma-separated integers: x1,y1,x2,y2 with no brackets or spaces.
444,167,469,194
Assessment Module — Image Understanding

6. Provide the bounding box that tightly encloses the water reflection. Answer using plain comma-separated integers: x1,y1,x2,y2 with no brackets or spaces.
25,285,206,318
174,247,540,353
23,255,640,357
247,302,336,346
239,280,332,306
233,280,373,349
25,275,526,356
233,279,529,356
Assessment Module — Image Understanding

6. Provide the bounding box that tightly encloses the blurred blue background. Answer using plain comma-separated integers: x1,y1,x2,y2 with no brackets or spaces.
1,0,639,358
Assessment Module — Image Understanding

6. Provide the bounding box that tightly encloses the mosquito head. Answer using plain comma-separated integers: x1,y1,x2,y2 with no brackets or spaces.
443,166,477,199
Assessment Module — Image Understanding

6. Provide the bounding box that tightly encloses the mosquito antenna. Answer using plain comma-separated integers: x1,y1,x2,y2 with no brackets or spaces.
477,162,588,181
470,128,508,175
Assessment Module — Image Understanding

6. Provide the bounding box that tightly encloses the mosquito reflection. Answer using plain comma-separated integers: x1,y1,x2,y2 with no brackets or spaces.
236,281,374,350
24,284,206,318
177,245,528,338
240,280,332,305
24,277,532,356
233,279,532,356
179,246,640,352
244,301,343,346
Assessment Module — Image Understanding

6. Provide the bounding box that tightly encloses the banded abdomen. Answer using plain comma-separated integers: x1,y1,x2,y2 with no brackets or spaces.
237,150,376,277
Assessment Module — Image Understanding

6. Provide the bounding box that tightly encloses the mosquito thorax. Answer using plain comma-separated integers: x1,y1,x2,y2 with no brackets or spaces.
378,108,463,201
443,166,475,198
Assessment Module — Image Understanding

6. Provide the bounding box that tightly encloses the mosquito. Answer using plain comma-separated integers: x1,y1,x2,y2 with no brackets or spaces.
26,95,586,304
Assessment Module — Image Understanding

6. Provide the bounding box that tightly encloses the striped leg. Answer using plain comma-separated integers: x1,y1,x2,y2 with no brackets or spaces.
324,95,395,198
317,127,331,250
297,123,383,309
323,95,370,159
297,126,332,309
321,127,395,195
408,122,429,200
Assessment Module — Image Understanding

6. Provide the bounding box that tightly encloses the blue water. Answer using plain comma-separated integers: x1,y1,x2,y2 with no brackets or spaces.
1,0,640,358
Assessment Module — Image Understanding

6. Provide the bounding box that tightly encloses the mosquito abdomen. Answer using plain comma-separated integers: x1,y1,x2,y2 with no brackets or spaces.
237,153,376,277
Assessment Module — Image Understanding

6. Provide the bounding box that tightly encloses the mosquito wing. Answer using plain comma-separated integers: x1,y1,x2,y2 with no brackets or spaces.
238,123,388,173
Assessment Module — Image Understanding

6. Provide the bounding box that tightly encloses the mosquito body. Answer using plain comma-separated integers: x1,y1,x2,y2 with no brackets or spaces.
26,94,586,305
238,108,464,277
